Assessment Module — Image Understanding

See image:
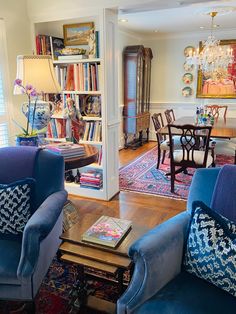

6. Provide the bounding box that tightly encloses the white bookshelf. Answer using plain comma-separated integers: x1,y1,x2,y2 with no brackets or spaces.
33,9,119,200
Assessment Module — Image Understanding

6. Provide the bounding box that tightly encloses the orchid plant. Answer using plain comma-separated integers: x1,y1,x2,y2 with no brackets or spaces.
14,79,40,137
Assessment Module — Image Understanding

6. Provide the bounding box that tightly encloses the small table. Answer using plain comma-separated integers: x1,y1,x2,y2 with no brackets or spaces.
59,214,149,313
65,144,98,171
159,116,236,139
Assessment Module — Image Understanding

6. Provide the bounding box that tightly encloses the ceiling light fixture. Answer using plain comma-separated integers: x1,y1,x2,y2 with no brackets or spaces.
187,11,233,73
119,18,128,23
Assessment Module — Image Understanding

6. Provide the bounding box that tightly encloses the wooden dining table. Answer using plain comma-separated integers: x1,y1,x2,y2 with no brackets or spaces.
159,116,236,139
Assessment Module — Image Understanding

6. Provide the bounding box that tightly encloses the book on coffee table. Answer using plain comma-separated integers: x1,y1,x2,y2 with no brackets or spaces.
82,216,132,248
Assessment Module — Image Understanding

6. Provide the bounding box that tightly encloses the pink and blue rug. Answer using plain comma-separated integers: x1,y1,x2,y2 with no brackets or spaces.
119,146,234,200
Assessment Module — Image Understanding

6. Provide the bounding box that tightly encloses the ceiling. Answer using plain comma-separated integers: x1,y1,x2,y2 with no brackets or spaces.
118,0,236,35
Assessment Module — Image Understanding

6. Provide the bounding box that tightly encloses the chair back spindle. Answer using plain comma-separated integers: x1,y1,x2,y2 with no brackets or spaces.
164,109,175,124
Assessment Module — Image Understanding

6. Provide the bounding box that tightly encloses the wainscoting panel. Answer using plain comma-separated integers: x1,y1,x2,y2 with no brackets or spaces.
119,102,236,145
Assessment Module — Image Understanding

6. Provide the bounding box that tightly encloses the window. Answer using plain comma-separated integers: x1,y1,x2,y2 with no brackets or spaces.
0,19,12,147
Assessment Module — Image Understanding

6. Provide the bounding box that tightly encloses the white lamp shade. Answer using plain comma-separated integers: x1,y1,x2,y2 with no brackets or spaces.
14,55,61,94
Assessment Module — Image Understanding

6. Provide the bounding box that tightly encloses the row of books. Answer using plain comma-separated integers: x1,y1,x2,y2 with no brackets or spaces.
45,143,85,159
83,121,102,142
47,118,67,139
80,170,103,189
54,63,101,91
35,35,64,60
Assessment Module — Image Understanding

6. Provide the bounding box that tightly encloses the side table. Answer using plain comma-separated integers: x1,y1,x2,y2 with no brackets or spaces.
59,213,149,313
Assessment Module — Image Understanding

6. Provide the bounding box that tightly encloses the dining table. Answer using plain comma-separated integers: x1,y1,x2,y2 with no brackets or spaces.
159,116,236,139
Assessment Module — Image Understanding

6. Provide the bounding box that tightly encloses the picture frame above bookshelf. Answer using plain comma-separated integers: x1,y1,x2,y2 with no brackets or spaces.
63,22,94,46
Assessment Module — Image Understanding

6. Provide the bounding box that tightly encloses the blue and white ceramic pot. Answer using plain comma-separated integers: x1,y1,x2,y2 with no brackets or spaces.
22,101,53,131
16,135,39,147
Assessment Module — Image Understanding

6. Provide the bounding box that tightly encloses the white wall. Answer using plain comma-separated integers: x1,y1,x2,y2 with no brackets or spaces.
0,0,31,141
118,29,142,148
142,30,236,139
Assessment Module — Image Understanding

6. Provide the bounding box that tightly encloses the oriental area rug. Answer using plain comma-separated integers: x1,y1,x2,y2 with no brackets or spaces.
0,257,119,314
119,146,234,200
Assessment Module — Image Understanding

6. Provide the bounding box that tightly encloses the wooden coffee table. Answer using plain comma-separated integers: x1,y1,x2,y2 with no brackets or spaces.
59,213,149,313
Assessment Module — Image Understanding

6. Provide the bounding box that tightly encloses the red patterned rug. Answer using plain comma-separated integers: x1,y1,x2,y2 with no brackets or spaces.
119,146,234,200
0,257,120,314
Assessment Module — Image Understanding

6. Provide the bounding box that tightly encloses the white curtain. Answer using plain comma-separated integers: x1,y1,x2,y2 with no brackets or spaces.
0,19,13,147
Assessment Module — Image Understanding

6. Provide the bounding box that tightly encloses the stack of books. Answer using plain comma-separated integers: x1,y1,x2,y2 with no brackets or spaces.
45,143,85,159
80,170,103,189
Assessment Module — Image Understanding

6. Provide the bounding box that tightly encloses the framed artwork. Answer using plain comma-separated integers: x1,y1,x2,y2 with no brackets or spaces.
81,95,101,117
63,22,94,46
197,39,236,99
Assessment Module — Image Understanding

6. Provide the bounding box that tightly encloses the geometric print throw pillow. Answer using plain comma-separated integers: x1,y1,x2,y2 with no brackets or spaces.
0,178,35,234
183,200,236,297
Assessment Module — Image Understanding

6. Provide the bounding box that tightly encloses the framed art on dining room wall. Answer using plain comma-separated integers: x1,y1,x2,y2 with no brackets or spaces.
196,39,236,99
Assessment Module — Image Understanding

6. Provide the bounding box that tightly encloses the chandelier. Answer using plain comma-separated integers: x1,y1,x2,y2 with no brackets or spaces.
187,11,234,73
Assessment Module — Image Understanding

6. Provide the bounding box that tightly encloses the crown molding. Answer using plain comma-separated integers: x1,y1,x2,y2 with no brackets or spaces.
118,28,143,40
138,27,236,41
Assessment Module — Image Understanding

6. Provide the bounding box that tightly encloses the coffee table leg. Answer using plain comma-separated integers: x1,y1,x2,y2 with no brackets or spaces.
117,269,126,295
69,265,91,313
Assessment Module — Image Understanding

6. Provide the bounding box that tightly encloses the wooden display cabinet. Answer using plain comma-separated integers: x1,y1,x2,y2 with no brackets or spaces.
123,45,153,149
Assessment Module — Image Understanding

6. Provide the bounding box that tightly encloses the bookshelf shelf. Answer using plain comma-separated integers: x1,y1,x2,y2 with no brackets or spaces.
62,91,101,95
65,181,104,199
82,117,102,121
53,58,101,65
85,162,103,169
34,9,119,200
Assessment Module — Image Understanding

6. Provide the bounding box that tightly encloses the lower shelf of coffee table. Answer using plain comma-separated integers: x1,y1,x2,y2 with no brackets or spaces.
61,253,118,275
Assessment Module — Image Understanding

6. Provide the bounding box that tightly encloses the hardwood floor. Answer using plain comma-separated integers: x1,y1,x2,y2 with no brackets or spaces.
69,142,186,230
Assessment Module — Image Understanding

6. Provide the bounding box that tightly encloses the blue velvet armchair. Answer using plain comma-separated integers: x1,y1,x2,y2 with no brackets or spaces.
117,166,236,314
0,147,67,304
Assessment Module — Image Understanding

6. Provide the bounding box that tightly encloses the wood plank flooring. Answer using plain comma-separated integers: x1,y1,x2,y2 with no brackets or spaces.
69,142,186,230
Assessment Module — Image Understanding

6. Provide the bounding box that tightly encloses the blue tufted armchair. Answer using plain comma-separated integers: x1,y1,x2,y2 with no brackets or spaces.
0,146,67,308
117,165,236,314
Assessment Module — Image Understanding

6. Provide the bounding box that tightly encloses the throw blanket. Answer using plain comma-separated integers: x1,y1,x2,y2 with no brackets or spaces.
0,146,41,183
211,164,236,223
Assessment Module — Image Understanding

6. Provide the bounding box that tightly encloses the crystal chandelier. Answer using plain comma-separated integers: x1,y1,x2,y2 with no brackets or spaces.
187,11,234,73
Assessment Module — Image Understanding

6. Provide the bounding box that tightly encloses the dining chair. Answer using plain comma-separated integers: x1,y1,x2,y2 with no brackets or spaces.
205,104,228,119
205,105,236,164
152,113,169,168
168,124,214,193
164,109,175,124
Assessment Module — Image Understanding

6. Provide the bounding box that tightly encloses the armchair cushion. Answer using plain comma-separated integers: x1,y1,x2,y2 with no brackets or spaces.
0,239,21,285
0,178,35,235
135,271,236,314
184,201,236,297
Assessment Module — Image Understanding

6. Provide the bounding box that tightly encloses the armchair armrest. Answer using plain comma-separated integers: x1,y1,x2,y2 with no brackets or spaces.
117,211,190,314
17,190,67,279
187,168,220,212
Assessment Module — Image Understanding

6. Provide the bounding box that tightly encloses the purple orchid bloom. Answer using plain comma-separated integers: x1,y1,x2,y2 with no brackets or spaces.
25,84,33,91
30,89,37,97
14,78,22,86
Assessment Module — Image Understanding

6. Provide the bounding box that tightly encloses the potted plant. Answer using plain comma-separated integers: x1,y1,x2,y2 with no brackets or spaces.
14,79,52,146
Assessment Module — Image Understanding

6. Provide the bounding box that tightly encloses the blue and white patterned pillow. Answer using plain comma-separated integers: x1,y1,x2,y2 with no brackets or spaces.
183,201,236,297
0,178,35,234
